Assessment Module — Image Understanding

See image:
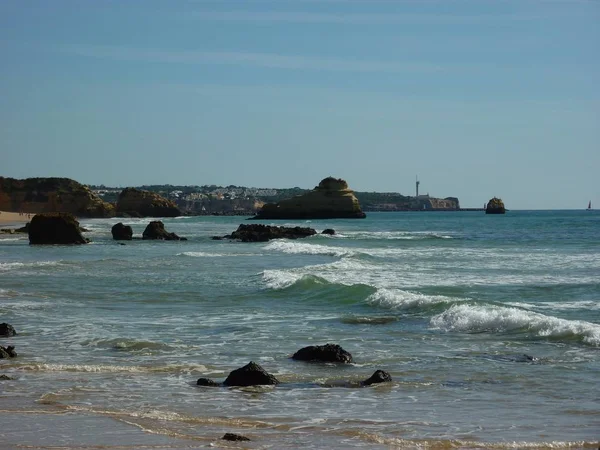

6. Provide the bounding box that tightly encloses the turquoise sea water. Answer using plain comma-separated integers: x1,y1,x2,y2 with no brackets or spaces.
0,211,599,449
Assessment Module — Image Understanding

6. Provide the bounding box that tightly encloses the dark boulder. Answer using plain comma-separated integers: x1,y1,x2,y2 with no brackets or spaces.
142,221,186,241
223,361,279,387
0,323,17,337
0,346,17,359
28,213,88,245
361,370,392,386
222,433,250,442
292,343,353,363
196,377,220,387
111,222,133,240
224,224,316,242
0,374,15,380
485,197,506,214
322,229,336,235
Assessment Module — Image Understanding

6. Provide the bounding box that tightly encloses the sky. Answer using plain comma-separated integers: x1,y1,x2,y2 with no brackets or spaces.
0,0,598,209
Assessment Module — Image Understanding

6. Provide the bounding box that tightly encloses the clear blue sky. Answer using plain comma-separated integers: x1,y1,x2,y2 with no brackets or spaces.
1,1,598,209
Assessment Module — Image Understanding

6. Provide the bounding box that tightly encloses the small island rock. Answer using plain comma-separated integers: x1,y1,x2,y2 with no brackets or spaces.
485,197,506,214
111,223,133,240
142,221,186,241
196,378,220,387
322,229,336,235
116,188,181,218
28,213,89,245
292,343,353,363
223,361,279,386
0,323,17,337
253,177,366,220
222,433,251,442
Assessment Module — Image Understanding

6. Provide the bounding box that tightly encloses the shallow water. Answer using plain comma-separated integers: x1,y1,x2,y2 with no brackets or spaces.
1,211,599,448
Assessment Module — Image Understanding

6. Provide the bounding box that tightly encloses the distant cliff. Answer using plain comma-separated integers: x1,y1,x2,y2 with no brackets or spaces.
253,177,366,219
0,177,115,217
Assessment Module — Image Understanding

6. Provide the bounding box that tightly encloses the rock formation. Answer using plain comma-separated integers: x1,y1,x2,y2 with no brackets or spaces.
292,343,353,363
0,346,17,359
196,377,220,387
111,223,133,240
222,361,279,386
219,224,317,242
142,221,186,240
28,213,89,245
116,188,180,218
253,177,366,219
222,433,250,442
0,323,17,337
322,229,336,235
486,197,506,214
361,370,392,386
0,177,115,217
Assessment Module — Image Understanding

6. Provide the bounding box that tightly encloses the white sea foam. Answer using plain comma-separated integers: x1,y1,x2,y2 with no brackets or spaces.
262,270,305,289
341,231,455,240
178,251,228,257
14,363,208,374
367,288,458,310
0,260,63,272
264,240,355,257
431,304,600,346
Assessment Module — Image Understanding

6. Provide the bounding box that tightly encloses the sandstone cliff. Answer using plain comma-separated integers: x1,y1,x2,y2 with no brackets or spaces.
0,177,115,218
116,188,181,217
253,177,366,220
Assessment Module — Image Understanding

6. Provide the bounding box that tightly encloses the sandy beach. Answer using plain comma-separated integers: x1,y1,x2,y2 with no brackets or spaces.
0,211,30,226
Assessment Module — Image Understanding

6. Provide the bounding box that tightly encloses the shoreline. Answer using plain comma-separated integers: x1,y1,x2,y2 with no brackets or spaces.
0,211,30,226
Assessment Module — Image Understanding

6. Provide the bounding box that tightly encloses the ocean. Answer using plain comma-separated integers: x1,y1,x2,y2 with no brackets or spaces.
0,211,598,449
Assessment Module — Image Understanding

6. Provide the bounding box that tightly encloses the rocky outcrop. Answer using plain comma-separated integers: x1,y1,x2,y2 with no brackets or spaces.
196,377,220,387
0,177,115,217
292,343,353,363
322,229,336,235
0,346,17,359
0,323,17,337
486,197,506,214
28,213,89,245
220,224,316,242
361,370,392,386
223,361,279,386
111,223,133,240
142,221,186,240
116,188,180,218
253,177,366,219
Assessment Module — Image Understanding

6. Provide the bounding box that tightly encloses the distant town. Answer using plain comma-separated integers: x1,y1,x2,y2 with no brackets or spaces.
88,179,469,215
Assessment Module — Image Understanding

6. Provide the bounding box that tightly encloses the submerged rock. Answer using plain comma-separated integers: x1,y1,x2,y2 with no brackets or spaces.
222,433,250,441
142,221,186,241
111,222,133,240
0,346,17,359
222,224,316,242
361,370,392,386
253,177,366,220
292,343,353,363
0,323,17,337
322,228,336,235
485,197,506,214
223,361,279,386
0,374,15,380
28,213,88,245
196,377,220,387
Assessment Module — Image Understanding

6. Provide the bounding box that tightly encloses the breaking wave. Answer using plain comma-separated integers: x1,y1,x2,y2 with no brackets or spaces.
366,288,460,311
431,304,600,346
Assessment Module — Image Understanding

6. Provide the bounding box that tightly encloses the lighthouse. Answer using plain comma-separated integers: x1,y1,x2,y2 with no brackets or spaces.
415,176,420,198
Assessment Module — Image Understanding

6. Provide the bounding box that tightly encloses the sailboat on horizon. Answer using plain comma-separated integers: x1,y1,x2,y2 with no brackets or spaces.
587,201,592,211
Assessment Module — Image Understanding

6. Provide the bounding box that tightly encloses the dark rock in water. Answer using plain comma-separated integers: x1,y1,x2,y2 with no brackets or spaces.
196,377,220,387
142,221,185,241
28,213,89,245
211,236,224,240
485,197,506,214
111,222,133,240
292,343,353,363
361,370,392,386
0,346,17,358
222,433,250,442
223,361,279,386
0,323,17,337
224,224,316,242
322,228,336,235
0,374,15,380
